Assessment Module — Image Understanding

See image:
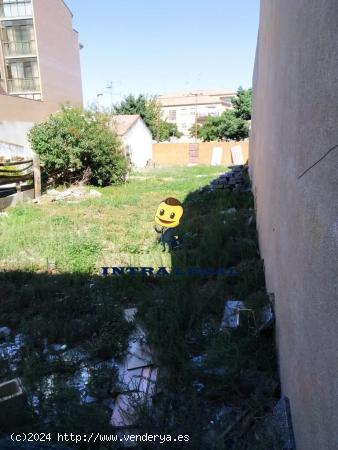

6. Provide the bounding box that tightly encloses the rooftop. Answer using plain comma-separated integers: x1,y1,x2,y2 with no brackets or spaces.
158,90,236,107
110,114,140,136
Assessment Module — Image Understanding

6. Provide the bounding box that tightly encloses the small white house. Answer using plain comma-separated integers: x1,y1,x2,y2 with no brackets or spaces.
110,115,153,169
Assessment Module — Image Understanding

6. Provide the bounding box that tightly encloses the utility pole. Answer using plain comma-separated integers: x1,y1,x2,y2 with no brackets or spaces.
195,93,198,142
106,81,113,113
157,109,160,143
96,93,103,112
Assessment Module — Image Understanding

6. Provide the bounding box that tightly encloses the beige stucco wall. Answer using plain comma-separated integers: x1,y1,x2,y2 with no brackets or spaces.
33,0,83,106
250,2,338,450
0,94,60,122
0,94,63,146
153,140,249,167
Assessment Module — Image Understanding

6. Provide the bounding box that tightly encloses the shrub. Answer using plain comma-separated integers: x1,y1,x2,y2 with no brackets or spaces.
198,87,252,142
28,106,128,186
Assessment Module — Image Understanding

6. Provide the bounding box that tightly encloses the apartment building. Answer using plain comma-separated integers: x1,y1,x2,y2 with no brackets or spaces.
0,0,82,105
158,90,235,137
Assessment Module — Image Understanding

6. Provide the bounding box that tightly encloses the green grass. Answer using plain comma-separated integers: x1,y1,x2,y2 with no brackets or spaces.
0,166,280,449
0,166,224,273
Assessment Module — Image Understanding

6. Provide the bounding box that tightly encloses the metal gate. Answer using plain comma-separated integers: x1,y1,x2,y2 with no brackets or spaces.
188,143,200,164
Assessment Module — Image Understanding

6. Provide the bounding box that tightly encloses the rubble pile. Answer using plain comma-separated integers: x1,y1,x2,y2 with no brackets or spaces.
209,165,250,192
35,186,102,204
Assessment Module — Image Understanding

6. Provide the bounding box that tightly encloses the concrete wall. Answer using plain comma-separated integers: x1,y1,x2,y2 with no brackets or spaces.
153,140,249,167
250,2,338,449
0,93,61,122
123,118,153,169
0,94,62,147
33,0,83,106
0,121,34,151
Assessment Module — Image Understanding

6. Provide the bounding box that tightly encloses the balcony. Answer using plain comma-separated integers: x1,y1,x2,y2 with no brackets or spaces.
0,1,32,20
3,40,36,57
0,78,6,92
7,77,40,93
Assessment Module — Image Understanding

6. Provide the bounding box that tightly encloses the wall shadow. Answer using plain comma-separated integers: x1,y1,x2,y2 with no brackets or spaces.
0,170,280,449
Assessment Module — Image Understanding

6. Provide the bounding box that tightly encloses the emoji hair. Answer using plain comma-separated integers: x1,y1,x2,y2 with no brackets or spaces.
163,197,182,207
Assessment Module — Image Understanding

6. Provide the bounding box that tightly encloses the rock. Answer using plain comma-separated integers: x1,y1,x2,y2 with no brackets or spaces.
0,327,11,340
124,308,138,323
193,382,205,392
50,344,67,352
46,188,59,196
61,347,90,364
226,208,237,214
191,355,206,367
89,189,102,198
82,395,97,404
71,189,85,197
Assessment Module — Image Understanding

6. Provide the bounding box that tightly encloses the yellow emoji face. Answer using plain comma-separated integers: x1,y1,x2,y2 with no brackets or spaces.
155,197,183,228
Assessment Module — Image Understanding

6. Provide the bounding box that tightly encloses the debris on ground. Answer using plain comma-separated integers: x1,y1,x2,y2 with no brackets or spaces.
0,378,30,427
37,186,103,204
0,334,24,371
0,327,11,341
220,299,275,334
89,189,102,198
252,396,297,450
255,304,275,334
111,307,158,439
206,165,251,192
220,300,246,329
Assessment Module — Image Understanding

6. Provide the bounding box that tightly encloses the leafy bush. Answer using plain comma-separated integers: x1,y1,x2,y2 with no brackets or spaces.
29,106,128,186
198,87,252,142
199,110,250,142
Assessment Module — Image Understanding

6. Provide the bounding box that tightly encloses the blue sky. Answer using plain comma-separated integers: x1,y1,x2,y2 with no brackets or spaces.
66,0,260,108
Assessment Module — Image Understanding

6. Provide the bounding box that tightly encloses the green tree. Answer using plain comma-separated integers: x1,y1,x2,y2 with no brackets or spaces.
231,86,252,120
113,94,182,141
188,123,202,139
198,87,252,142
29,106,128,186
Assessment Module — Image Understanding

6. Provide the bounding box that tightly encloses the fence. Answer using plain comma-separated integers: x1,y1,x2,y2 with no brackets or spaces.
152,140,249,167
0,155,41,209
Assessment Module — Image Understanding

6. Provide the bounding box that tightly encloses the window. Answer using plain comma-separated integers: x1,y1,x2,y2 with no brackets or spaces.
0,0,32,19
168,109,176,121
222,97,233,107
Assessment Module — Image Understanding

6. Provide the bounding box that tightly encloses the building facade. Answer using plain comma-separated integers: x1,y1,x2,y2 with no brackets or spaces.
158,90,235,138
250,1,338,449
0,0,82,105
111,115,153,169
